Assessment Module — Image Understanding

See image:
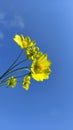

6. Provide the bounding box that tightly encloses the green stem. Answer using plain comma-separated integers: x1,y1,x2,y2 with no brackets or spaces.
0,59,27,81
8,59,27,71
0,67,30,84
0,50,23,80
16,73,30,78
4,66,30,77
0,73,30,86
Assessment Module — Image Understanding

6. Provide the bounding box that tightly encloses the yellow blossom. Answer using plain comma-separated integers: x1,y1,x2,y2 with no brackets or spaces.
22,75,31,90
31,54,52,81
13,34,35,49
26,46,42,60
7,76,17,88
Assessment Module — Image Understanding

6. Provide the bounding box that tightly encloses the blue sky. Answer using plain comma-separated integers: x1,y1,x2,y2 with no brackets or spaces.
0,0,72,130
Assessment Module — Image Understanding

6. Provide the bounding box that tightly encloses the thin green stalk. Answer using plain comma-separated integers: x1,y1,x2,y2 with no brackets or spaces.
0,73,30,86
16,73,30,78
8,59,27,71
0,67,30,84
3,66,30,77
0,50,23,80
0,59,27,81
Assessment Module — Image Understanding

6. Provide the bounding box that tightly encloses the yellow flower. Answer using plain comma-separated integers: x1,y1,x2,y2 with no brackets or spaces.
7,76,17,88
22,75,31,90
13,34,35,49
26,46,42,60
31,54,52,81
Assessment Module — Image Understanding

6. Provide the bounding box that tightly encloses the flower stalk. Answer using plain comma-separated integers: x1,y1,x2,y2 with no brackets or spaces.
0,34,52,90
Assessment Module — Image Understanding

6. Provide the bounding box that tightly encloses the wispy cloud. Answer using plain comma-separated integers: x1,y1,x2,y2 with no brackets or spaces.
0,31,4,39
0,31,5,48
9,15,25,29
0,12,6,25
0,13,5,20
0,31,4,47
0,12,25,29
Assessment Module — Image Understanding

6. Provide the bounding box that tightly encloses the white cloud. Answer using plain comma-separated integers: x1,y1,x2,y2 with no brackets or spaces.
0,13,5,20
0,12,6,25
9,15,25,29
0,32,4,39
0,12,25,29
0,32,4,47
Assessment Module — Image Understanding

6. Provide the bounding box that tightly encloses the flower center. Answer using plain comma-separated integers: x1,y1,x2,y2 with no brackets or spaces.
34,64,43,73
22,41,27,47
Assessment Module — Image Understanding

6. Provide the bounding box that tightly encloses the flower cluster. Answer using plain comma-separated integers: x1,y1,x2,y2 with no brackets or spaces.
0,34,52,90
